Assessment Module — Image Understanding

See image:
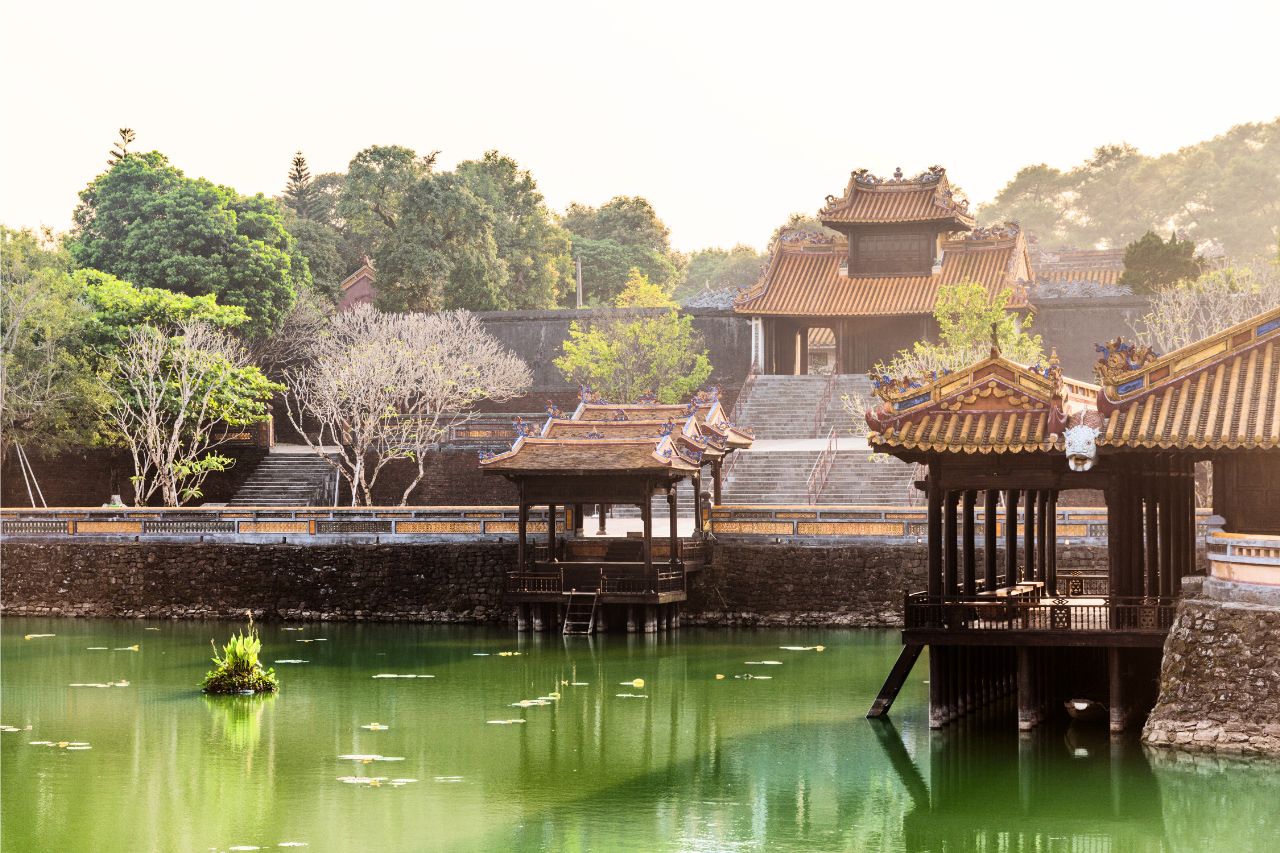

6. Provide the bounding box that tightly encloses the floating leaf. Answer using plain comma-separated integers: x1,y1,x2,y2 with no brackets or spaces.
744,661,782,665
472,653,490,657
282,627,305,632
779,645,826,652
372,674,434,679
615,693,648,699
496,651,521,657
0,726,22,733
113,645,140,652
360,723,389,731
143,627,161,631
619,678,645,688
277,844,309,848
24,634,55,640
274,660,308,664
228,846,261,851
434,776,464,783
486,719,525,725
86,647,108,650
715,674,725,680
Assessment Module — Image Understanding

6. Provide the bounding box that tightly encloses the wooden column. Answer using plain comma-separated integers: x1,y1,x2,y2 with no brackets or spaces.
547,503,558,562
692,474,703,534
1106,473,1122,599
1144,475,1159,597
1005,489,1020,586
962,490,977,596
1159,461,1174,599
641,495,653,590
1046,491,1058,596
927,483,943,598
1108,647,1129,733
597,503,608,535
944,491,959,599
1024,490,1037,584
1036,491,1048,586
573,503,584,537
983,489,999,592
712,458,723,506
668,486,679,567
517,486,528,572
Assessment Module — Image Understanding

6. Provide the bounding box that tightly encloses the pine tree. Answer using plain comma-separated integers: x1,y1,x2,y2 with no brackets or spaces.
108,128,136,165
284,151,316,219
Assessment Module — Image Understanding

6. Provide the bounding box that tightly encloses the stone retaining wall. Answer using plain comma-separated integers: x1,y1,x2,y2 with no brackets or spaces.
685,542,1111,627
1,539,1112,627
1144,577,1280,756
0,541,512,623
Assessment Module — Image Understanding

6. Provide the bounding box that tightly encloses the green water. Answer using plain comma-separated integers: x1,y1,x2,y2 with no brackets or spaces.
3,619,1280,852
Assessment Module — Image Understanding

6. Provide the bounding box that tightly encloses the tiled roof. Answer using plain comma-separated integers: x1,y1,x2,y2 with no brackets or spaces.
1098,306,1280,450
866,353,1098,455
543,417,728,458
735,231,1031,317
576,404,690,422
820,167,974,227
479,436,700,473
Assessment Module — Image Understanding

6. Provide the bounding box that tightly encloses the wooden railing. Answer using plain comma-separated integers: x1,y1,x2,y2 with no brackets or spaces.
710,504,1216,542
903,592,1177,634
0,506,565,539
805,426,838,505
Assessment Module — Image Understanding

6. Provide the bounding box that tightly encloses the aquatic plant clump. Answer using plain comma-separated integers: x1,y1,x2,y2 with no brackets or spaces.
201,616,279,695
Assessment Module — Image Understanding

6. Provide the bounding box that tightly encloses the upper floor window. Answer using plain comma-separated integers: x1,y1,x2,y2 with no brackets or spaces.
853,233,933,275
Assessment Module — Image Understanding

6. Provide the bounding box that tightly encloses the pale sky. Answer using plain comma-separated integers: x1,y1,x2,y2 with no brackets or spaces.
3,0,1278,252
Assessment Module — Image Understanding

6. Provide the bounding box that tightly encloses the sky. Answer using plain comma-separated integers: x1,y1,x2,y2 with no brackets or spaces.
2,0,1278,252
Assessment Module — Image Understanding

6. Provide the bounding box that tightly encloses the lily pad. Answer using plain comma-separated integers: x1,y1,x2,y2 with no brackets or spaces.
360,723,389,731
615,693,648,699
23,634,55,640
274,660,308,664
744,661,782,665
372,674,434,679
486,719,525,725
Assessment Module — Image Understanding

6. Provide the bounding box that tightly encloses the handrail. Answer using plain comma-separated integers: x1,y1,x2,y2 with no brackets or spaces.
805,426,839,505
903,592,1177,633
811,369,839,438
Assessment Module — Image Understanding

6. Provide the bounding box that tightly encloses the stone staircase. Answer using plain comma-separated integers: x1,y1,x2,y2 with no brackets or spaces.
721,374,918,506
227,451,335,507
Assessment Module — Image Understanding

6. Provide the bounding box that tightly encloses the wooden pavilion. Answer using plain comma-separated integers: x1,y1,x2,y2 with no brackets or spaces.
864,304,1280,731
735,166,1031,374
862,346,1182,731
480,418,708,634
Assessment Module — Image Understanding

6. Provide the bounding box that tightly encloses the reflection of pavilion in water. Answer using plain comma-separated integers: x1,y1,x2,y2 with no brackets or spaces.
875,719,1170,853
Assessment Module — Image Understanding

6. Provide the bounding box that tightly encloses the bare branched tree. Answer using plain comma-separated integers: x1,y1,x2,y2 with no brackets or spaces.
248,290,331,381
1131,267,1280,352
283,306,531,505
100,322,273,506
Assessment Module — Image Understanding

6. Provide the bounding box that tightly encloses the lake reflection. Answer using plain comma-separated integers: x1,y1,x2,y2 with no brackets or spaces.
2,618,1278,852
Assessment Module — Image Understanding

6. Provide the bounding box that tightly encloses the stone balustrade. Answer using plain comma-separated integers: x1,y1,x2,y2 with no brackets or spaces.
1207,532,1280,586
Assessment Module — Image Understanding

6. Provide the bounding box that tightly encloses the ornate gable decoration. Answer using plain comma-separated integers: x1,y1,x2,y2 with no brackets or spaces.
820,165,974,228
865,350,1098,455
1097,305,1280,450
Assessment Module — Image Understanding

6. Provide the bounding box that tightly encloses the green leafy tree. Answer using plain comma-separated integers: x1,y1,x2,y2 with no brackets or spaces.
875,282,1044,379
555,270,712,403
456,151,573,309
562,195,683,304
1119,231,1203,294
68,151,307,335
980,119,1280,258
0,227,98,454
678,244,766,301
75,268,249,353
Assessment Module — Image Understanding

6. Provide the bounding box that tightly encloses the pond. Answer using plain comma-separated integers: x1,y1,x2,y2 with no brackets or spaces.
4,617,1280,852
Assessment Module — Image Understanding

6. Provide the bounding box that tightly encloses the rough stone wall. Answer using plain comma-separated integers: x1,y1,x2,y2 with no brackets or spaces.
684,542,1112,627
0,541,511,623
1,539,1113,627
1144,577,1280,756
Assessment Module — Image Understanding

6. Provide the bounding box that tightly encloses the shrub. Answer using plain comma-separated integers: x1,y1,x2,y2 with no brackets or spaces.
201,615,279,695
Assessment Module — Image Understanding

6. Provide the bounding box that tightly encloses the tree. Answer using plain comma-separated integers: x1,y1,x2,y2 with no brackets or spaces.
873,282,1044,380
99,321,281,506
108,128,136,165
980,119,1280,258
283,306,530,505
554,272,712,403
282,210,347,301
678,244,766,301
456,151,573,309
284,151,317,219
561,195,683,304
0,228,97,455
1130,266,1280,352
1119,231,1204,294
69,150,307,335
75,268,249,353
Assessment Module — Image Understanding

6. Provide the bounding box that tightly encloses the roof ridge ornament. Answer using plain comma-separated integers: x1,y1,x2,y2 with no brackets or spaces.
1094,337,1160,386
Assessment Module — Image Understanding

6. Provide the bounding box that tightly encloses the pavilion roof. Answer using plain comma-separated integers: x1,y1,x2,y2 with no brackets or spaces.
865,350,1098,455
1096,305,1280,451
542,417,729,458
819,166,975,228
734,226,1031,318
568,388,754,450
479,435,701,474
